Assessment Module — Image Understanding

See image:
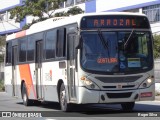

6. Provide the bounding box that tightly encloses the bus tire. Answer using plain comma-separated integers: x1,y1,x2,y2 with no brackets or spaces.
59,83,71,112
121,102,135,111
22,83,31,106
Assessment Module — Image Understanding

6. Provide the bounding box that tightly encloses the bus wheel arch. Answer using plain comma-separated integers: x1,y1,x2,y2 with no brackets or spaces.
21,80,25,98
57,80,72,112
57,79,63,102
21,80,31,106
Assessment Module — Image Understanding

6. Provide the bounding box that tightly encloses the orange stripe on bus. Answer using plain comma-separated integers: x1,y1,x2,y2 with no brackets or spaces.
15,30,26,38
19,64,36,99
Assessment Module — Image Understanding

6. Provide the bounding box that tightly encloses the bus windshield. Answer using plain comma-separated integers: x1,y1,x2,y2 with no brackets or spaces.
81,31,153,74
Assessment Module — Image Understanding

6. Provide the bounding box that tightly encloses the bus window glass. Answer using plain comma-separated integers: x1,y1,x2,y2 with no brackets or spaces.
27,36,35,61
81,32,118,72
19,37,27,62
56,28,66,57
45,29,57,59
81,31,153,73
6,42,12,64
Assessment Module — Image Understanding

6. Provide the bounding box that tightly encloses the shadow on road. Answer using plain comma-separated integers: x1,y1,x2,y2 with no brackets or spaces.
16,101,160,117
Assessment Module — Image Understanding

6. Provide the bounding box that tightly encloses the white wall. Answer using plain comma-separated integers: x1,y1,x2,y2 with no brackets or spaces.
0,20,20,32
0,0,20,11
96,0,159,12
151,22,160,34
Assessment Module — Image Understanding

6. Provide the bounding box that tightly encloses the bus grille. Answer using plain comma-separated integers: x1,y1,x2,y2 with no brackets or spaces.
96,75,142,83
106,92,132,98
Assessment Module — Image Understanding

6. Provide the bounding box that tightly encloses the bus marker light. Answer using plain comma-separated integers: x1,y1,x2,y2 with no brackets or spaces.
81,76,86,80
90,84,95,89
85,79,92,85
141,92,152,98
142,83,147,88
147,78,152,84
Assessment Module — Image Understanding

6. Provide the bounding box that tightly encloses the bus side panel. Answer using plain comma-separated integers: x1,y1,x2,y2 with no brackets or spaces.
28,63,37,100
16,65,22,98
4,66,13,96
42,61,67,102
19,63,37,100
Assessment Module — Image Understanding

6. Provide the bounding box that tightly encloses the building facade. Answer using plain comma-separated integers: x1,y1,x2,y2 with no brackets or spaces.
0,0,86,35
1,0,160,35
85,0,160,34
0,0,26,35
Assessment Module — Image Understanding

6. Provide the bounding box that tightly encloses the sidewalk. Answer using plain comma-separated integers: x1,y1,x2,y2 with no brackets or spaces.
155,96,160,101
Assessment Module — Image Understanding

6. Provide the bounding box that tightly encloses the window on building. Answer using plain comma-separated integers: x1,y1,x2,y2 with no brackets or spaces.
65,0,74,7
76,0,85,4
45,29,57,59
59,1,65,8
143,4,160,23
19,37,27,62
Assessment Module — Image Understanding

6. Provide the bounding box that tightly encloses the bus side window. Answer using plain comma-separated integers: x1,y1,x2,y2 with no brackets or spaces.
6,42,12,64
27,35,35,61
56,28,66,57
45,29,57,59
19,37,27,62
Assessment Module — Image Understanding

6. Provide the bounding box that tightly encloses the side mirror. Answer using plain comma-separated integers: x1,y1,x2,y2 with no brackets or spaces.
75,35,81,49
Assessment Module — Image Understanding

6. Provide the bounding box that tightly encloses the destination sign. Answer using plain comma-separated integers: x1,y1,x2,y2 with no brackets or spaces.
80,15,150,29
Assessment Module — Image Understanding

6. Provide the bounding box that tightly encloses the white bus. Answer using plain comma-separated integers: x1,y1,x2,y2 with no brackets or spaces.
5,12,155,112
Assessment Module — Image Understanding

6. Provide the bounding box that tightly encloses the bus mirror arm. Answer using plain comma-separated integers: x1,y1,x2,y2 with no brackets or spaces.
75,35,81,49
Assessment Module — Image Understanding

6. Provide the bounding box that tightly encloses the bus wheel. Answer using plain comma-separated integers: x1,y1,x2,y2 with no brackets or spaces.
22,83,31,106
59,83,71,112
121,102,135,111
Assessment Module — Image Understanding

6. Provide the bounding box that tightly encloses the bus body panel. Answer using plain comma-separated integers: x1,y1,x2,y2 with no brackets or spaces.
5,66,13,96
78,84,154,104
4,12,155,110
42,61,67,102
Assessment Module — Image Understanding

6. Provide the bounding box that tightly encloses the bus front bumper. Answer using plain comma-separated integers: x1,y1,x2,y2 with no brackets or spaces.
78,84,155,104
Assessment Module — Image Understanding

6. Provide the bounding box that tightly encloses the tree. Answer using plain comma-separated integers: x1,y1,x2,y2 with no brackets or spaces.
153,34,160,59
55,6,84,17
10,0,66,22
0,36,6,63
67,6,84,15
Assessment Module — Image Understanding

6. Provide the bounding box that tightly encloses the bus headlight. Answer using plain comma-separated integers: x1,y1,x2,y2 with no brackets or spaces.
80,76,100,90
139,77,153,88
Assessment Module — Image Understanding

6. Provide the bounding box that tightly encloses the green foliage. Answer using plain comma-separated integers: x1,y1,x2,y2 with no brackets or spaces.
10,0,66,22
67,6,84,15
0,36,5,63
22,6,84,30
55,6,84,17
10,1,84,30
54,11,68,17
0,80,4,92
153,34,160,59
22,17,48,30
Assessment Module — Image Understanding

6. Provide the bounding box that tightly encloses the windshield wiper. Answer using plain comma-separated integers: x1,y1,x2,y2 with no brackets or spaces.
124,29,134,49
98,29,110,58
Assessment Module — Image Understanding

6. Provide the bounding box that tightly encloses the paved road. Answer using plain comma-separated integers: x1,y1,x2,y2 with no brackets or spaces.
0,92,160,120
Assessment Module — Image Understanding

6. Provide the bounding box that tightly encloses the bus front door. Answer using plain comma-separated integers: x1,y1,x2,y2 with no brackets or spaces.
35,41,43,100
67,34,77,101
12,46,18,96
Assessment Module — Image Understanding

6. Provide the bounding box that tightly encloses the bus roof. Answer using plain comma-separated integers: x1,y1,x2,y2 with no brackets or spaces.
6,12,147,41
